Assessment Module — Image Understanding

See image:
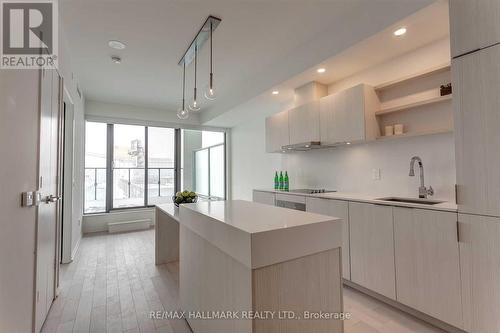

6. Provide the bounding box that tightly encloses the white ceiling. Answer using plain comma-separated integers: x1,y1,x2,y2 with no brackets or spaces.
60,0,436,123
206,0,450,127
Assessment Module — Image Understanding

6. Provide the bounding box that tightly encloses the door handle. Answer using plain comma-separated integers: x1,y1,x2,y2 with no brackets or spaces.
44,195,61,203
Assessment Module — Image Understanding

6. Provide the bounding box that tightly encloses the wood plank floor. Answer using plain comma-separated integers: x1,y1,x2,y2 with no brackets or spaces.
43,229,446,333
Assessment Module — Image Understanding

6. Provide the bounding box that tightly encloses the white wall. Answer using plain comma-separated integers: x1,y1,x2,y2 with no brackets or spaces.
60,30,86,261
231,38,456,202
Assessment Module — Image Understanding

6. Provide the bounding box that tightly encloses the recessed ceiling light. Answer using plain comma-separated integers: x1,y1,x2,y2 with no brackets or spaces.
393,27,407,37
111,56,122,64
346,142,351,145
272,90,279,95
317,68,326,73
108,40,126,50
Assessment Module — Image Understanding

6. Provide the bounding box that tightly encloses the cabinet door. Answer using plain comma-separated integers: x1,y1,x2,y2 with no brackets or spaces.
319,95,334,143
349,202,396,299
265,110,289,153
453,43,500,216
459,214,500,333
450,0,500,58
252,191,275,206
288,101,320,145
306,197,350,280
394,208,463,328
341,84,365,143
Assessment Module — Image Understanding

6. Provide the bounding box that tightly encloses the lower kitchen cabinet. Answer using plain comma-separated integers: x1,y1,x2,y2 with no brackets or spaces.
252,190,275,206
306,197,350,280
459,213,500,333
393,208,463,329
349,202,396,299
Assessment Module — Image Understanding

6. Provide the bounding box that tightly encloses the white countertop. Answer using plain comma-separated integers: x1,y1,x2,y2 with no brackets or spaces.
178,200,343,269
181,199,338,234
156,203,179,221
256,189,458,212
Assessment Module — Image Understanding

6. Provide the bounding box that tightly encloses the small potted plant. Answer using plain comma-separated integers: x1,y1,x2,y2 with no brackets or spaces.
173,190,198,207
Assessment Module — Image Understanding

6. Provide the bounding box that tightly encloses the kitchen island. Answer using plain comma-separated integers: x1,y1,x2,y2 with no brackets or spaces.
177,200,344,333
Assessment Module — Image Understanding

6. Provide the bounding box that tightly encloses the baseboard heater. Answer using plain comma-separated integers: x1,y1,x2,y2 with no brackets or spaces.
108,219,152,233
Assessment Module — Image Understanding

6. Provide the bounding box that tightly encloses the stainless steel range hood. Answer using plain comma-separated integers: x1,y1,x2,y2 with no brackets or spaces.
281,141,322,151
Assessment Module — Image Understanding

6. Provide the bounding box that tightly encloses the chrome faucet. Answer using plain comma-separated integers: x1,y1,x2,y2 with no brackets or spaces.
409,156,434,198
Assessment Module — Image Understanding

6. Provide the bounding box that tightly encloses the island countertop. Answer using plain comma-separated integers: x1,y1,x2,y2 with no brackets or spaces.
178,200,343,269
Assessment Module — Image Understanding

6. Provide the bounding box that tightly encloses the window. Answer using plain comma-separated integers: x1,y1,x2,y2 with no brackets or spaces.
192,131,226,200
84,122,226,213
113,124,146,209
84,122,107,213
147,127,175,205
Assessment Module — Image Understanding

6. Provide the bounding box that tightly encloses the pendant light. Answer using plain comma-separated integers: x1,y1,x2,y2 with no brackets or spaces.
204,20,216,100
177,61,189,119
189,44,201,111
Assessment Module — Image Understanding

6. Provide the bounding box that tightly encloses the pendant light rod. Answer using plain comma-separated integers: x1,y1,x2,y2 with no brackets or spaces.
194,43,197,100
178,15,221,66
209,20,213,89
182,61,186,110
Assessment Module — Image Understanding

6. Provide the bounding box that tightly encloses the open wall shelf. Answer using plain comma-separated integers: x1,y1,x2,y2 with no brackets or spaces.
374,64,453,141
376,128,452,142
376,91,452,116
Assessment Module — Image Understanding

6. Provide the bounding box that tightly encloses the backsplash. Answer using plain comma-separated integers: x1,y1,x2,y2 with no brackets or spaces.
281,132,455,201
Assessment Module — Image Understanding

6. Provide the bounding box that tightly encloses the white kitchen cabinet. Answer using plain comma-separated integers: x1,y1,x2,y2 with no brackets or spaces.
453,43,500,217
252,190,275,206
393,208,463,329
450,0,500,58
319,84,379,145
349,202,396,299
288,100,320,145
306,197,350,280
459,214,500,333
265,110,289,153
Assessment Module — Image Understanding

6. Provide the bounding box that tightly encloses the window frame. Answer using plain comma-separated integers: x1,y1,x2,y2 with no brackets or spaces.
83,120,228,215
192,139,227,201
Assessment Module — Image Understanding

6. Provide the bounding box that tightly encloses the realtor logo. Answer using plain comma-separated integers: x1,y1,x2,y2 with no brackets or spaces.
1,0,58,69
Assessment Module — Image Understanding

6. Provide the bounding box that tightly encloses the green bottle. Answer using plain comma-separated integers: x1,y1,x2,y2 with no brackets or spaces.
274,172,279,190
284,171,289,191
279,171,284,190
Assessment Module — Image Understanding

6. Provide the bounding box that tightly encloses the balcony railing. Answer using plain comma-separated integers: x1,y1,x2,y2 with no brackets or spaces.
84,167,176,213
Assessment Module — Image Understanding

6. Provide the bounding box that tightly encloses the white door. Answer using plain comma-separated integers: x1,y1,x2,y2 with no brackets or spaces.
35,68,62,333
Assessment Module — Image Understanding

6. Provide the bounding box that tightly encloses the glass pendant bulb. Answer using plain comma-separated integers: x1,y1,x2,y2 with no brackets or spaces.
189,98,200,111
204,73,216,100
177,107,189,120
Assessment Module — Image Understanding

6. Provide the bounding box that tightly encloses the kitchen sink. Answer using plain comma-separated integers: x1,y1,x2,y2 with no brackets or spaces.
375,197,445,205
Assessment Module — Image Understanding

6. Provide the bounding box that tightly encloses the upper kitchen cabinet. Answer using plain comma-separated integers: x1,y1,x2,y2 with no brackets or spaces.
320,84,380,145
288,100,320,145
265,110,289,153
453,43,500,216
450,0,500,58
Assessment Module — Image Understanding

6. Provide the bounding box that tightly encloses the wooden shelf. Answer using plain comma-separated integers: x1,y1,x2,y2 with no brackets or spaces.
375,128,453,142
376,93,452,116
375,63,451,90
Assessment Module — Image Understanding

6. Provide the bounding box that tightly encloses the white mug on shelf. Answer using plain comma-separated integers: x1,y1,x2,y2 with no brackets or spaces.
384,125,394,136
394,124,404,135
